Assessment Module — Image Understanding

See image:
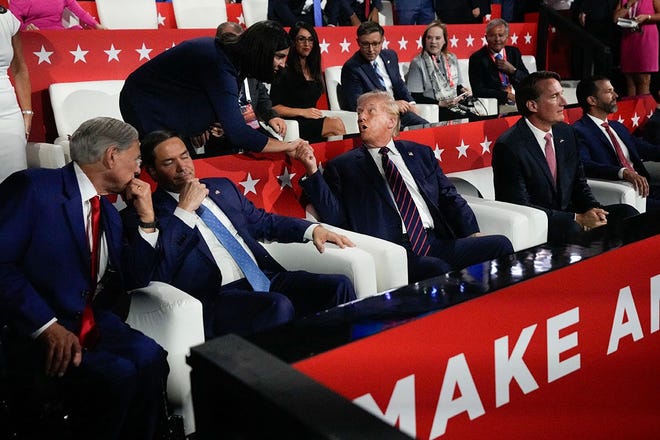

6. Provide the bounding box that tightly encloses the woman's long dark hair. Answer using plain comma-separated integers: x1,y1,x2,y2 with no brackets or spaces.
286,21,323,84
219,20,291,83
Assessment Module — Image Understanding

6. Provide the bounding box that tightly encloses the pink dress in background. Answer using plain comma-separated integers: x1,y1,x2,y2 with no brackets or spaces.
9,0,99,30
620,0,659,73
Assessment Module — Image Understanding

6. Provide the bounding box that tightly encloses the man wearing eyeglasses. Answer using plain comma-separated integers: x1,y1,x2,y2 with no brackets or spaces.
340,21,429,129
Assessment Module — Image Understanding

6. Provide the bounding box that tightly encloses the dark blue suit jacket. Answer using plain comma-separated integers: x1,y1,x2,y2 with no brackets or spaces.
150,178,312,303
573,114,660,180
120,37,268,152
468,45,529,104
493,118,600,236
340,49,414,111
640,108,660,145
300,140,479,244
0,163,156,338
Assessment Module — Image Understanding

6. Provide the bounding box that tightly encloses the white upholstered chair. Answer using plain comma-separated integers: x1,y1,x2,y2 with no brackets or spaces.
49,80,126,159
126,225,409,435
171,0,227,29
446,166,549,250
95,0,158,29
241,0,268,26
25,142,67,169
587,178,647,214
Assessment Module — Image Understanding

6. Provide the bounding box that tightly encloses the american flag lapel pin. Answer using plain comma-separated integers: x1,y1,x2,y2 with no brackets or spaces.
215,190,221,195
408,152,414,156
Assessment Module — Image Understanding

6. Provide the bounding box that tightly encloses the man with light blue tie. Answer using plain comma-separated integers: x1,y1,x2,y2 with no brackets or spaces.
137,130,356,339
341,21,429,130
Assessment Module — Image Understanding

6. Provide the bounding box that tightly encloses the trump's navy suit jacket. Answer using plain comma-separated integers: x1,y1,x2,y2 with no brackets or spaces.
300,140,479,244
340,49,414,111
573,114,660,180
493,118,600,235
468,45,529,104
150,178,311,302
0,163,156,338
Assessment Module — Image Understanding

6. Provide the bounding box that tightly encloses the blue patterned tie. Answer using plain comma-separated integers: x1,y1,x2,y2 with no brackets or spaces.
313,0,323,26
372,61,386,89
196,205,271,292
379,147,431,256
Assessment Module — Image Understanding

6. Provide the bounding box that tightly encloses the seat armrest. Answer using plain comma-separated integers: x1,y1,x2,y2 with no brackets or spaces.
26,142,67,169
463,195,548,251
321,110,359,135
126,281,204,435
261,240,378,299
415,104,439,124
587,178,646,214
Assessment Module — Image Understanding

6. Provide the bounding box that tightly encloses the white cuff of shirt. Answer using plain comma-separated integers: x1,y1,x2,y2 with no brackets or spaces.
32,318,57,339
174,207,198,229
618,167,626,179
304,223,319,241
138,226,159,247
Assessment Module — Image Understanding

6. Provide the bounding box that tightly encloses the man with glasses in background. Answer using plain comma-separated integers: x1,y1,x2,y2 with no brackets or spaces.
341,21,429,129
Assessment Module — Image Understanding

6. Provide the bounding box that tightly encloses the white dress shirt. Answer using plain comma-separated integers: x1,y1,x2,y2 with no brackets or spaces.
171,193,316,286
366,140,435,231
586,113,631,179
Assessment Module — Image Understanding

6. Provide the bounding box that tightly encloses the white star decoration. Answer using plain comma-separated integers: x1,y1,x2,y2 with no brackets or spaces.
416,37,423,50
631,112,640,127
318,162,324,174
465,34,475,47
480,136,492,154
157,13,166,26
239,173,260,195
510,33,519,45
617,115,625,124
237,14,245,26
524,33,532,44
136,43,153,61
382,38,390,50
339,38,351,53
69,45,89,63
34,45,54,64
449,34,459,48
434,144,444,161
104,44,121,62
277,167,296,189
480,36,487,46
456,140,469,158
319,38,330,54
398,36,408,50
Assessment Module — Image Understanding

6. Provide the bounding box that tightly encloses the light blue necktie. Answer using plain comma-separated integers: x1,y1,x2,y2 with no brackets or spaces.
196,205,271,292
372,61,386,89
313,0,323,27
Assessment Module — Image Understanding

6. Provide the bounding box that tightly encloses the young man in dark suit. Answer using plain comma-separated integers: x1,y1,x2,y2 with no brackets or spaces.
573,75,660,213
341,21,429,130
139,131,356,339
492,71,638,243
0,117,168,438
295,91,513,283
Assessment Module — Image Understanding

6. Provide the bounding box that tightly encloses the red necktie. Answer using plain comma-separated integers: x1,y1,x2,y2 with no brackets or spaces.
364,0,370,20
601,122,634,172
79,195,100,348
379,147,431,256
544,133,557,184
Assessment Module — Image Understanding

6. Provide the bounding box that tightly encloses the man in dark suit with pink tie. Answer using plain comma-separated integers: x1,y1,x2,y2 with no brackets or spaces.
295,91,513,283
492,71,638,243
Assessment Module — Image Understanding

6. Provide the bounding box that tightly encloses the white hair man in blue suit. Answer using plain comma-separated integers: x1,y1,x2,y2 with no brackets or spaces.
295,91,513,283
0,117,169,438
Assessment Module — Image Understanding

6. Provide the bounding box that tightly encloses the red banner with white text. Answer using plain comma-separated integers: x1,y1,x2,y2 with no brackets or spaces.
294,236,660,439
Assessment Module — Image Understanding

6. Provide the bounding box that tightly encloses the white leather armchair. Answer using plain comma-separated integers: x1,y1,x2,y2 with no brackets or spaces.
171,0,227,29
446,166,549,250
95,0,158,29
126,282,205,436
25,142,67,169
49,80,126,155
125,225,408,436
587,178,646,214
